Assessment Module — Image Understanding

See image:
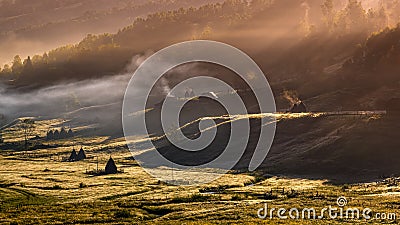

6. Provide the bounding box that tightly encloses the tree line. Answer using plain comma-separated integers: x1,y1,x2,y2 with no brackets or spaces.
0,0,399,88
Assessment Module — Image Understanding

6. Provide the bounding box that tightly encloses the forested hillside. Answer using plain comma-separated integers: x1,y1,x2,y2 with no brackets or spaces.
0,0,223,64
0,0,399,112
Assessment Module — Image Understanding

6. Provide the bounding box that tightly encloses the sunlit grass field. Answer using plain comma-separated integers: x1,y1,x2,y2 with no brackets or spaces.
0,118,399,224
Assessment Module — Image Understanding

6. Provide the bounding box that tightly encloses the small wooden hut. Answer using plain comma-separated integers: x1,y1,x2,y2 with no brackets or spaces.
288,101,307,113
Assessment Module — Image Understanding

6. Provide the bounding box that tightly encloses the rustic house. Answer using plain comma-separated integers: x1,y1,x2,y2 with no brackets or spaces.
288,101,307,113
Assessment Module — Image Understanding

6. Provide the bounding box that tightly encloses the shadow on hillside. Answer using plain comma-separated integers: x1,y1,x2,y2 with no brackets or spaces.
135,115,400,185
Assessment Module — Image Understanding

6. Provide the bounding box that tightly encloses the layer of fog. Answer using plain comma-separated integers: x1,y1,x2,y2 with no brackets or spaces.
0,53,155,126
0,74,127,120
0,52,221,132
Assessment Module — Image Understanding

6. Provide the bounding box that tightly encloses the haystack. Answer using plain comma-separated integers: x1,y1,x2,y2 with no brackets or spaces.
77,147,86,161
69,148,78,161
53,130,60,139
59,127,67,139
105,156,118,174
67,129,74,138
185,89,195,98
46,130,54,140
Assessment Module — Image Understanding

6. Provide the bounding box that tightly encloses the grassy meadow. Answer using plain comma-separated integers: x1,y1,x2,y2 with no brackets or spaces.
0,118,399,224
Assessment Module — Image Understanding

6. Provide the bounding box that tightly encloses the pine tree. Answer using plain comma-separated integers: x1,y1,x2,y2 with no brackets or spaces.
321,0,335,32
23,56,33,74
12,55,23,75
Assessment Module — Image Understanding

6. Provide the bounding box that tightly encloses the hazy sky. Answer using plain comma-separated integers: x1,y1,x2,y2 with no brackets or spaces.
0,0,224,65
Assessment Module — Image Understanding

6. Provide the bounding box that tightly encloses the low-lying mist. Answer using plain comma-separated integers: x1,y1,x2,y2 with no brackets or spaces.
0,53,214,136
0,74,128,121
0,53,155,128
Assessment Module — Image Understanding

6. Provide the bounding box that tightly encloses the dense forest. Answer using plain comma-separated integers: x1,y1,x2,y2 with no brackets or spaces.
0,0,399,111
0,0,223,64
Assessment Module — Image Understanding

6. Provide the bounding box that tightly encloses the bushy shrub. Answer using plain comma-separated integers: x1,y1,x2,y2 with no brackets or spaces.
114,209,131,218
